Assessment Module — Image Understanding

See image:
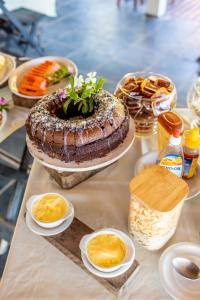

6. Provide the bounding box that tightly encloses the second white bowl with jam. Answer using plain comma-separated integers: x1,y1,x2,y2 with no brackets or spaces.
79,228,135,273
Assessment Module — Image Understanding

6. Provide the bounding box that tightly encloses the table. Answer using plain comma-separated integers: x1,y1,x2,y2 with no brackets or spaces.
0,109,199,300
0,85,29,143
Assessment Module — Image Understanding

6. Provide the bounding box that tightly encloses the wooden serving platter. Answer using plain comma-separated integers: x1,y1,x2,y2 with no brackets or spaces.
45,217,139,295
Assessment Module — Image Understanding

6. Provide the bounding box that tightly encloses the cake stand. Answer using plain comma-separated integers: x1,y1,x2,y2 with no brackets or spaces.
27,120,135,188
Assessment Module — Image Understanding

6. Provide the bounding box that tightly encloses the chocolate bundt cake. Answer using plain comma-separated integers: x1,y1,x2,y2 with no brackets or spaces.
26,89,129,163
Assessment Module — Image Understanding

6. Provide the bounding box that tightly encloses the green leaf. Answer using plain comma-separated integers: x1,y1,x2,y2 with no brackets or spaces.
70,91,78,101
74,97,82,105
63,99,71,114
81,88,91,99
69,76,75,90
82,102,88,114
45,65,69,85
95,77,105,92
78,102,83,111
88,98,94,112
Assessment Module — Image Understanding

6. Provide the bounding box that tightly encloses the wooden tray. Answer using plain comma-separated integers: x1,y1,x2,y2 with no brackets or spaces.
45,217,139,295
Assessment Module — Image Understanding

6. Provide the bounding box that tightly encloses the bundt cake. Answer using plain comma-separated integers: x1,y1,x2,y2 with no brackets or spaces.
26,88,129,163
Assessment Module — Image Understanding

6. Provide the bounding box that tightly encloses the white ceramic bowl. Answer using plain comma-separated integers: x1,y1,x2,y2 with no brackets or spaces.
0,110,7,131
0,52,16,87
79,228,135,273
26,193,74,228
8,56,78,100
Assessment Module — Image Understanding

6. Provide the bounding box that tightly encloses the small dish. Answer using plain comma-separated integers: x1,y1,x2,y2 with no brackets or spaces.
0,110,7,131
25,209,74,236
8,56,78,100
79,228,135,273
135,151,200,201
0,52,16,87
26,193,74,228
159,242,200,300
81,249,135,278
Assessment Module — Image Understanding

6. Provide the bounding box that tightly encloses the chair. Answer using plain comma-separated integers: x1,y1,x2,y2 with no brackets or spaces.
0,0,44,56
117,0,145,10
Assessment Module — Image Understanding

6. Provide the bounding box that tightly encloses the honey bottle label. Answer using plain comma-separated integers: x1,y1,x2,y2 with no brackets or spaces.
183,157,198,178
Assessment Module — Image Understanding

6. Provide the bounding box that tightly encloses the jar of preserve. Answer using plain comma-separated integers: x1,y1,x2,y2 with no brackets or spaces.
115,72,177,137
129,165,189,250
157,111,183,151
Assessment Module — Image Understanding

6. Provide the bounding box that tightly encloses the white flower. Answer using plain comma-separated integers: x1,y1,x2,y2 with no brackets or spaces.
85,72,97,84
75,75,84,88
86,85,93,90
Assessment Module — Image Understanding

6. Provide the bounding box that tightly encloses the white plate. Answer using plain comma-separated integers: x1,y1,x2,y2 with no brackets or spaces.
0,53,16,86
0,110,7,131
8,56,78,100
81,249,135,278
25,207,74,236
159,242,200,300
135,151,200,201
26,119,135,172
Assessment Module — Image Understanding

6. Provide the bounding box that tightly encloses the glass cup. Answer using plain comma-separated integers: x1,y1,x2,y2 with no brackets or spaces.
115,72,177,137
187,77,200,128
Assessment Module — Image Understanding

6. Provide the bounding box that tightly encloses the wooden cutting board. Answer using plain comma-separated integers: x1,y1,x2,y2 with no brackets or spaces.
45,217,139,295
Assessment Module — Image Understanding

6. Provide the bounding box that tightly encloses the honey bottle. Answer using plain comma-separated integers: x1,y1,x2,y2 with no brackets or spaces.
183,128,200,179
157,111,183,151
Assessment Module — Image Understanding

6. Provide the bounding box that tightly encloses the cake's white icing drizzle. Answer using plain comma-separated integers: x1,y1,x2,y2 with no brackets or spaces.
112,116,118,129
64,130,68,153
42,129,46,147
79,130,84,146
107,139,111,151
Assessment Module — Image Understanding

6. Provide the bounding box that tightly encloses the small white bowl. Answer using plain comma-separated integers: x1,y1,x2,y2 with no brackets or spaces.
79,228,135,273
0,110,7,131
26,193,74,229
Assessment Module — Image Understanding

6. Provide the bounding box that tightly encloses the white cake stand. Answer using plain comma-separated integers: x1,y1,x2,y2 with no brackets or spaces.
27,120,135,173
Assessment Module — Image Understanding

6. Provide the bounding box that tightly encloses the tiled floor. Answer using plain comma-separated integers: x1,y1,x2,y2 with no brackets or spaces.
0,0,200,275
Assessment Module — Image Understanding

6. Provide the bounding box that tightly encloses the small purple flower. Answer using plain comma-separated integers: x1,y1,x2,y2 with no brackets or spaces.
0,97,7,105
59,88,67,100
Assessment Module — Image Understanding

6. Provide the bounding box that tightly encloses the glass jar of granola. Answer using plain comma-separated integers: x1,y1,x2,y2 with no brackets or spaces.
129,165,189,250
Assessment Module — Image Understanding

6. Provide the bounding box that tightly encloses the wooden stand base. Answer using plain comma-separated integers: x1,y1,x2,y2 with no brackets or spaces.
45,217,139,295
45,166,105,189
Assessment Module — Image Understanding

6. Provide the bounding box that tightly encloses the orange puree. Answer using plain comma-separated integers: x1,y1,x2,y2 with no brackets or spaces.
32,194,67,223
87,234,126,268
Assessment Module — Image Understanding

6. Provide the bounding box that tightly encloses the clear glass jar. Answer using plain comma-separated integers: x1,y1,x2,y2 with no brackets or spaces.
115,72,177,137
128,195,184,251
187,77,200,128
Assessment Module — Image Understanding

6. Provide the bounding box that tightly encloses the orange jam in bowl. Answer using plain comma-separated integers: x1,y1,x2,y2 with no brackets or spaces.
32,194,68,223
87,234,126,269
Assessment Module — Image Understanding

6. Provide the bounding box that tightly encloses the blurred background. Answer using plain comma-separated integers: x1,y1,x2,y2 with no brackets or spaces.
0,0,200,275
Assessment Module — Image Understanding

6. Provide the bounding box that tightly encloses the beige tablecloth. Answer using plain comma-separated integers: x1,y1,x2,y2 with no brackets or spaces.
0,109,199,300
